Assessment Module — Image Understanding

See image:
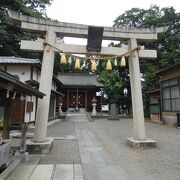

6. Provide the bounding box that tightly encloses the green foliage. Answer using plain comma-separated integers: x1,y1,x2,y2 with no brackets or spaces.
98,70,123,104
54,54,94,74
112,6,180,110
113,5,180,92
23,0,53,17
114,5,180,68
141,64,158,91
0,0,53,56
0,117,3,128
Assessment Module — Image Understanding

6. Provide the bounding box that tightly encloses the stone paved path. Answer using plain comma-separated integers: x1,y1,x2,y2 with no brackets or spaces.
73,115,130,180
7,114,180,180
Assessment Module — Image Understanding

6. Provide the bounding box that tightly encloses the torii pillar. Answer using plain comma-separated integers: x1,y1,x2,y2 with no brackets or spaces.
126,38,157,147
34,30,56,142
128,39,146,140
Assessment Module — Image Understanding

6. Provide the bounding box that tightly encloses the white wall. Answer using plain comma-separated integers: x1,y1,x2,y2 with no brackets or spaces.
6,65,31,83
30,96,37,122
37,69,41,82
33,67,41,82
51,80,57,90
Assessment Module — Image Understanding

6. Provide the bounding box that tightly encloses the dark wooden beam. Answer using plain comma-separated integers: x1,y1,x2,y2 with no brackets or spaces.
2,96,14,139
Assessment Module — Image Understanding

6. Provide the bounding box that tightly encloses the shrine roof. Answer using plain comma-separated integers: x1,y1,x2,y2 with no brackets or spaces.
0,69,45,98
156,63,180,76
0,56,41,64
57,73,103,88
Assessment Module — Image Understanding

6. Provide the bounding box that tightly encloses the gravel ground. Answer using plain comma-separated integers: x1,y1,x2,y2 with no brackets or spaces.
88,118,180,180
46,119,75,137
40,139,81,164
40,119,81,164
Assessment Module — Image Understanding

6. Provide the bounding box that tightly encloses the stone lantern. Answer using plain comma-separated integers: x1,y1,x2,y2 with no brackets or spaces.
58,97,63,114
91,97,97,116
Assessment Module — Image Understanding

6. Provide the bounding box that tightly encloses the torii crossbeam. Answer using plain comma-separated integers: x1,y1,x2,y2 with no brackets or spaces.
8,10,168,148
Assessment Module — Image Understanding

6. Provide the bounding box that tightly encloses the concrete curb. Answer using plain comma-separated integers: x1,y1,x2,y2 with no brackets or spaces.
87,115,94,122
0,159,21,180
28,118,65,131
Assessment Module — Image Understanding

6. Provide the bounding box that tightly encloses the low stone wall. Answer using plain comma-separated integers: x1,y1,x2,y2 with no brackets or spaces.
162,113,178,127
0,139,11,167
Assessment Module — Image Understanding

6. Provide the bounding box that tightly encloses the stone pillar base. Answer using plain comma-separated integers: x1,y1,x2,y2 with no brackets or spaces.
107,116,119,121
26,137,54,154
126,137,157,148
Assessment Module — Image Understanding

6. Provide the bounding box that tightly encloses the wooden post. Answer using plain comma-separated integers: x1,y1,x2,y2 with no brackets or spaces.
20,123,27,153
85,91,87,110
2,97,13,139
67,91,69,111
76,88,79,110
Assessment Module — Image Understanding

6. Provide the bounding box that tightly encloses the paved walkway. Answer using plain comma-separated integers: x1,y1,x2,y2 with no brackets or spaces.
7,114,180,180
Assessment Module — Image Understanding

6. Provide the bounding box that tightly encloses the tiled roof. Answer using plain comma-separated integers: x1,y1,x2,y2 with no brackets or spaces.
0,56,41,64
57,73,103,87
0,69,44,98
146,89,160,94
156,63,180,75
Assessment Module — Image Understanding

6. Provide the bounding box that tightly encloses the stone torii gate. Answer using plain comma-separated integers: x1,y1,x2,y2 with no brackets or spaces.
8,10,168,147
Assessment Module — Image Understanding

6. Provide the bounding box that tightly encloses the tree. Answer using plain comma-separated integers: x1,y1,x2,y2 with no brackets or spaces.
0,0,53,56
98,69,123,105
113,6,180,92
110,6,180,113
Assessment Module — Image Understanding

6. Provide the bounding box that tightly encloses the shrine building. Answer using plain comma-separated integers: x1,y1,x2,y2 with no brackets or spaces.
57,73,103,112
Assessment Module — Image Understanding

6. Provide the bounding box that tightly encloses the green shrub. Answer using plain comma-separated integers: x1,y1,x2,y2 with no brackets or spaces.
0,117,4,128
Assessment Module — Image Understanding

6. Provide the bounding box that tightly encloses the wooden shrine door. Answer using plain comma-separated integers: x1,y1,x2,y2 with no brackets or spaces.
78,92,85,108
69,91,85,108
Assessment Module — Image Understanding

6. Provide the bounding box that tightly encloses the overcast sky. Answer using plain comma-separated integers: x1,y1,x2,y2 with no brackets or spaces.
46,0,179,46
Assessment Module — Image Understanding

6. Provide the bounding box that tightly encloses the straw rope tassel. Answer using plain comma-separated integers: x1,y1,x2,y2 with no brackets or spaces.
106,60,112,70
60,53,67,64
91,60,97,71
75,58,80,69
120,56,126,67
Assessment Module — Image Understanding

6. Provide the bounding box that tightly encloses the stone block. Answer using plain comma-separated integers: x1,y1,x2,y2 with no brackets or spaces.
26,137,54,154
110,104,117,117
126,137,157,148
107,116,119,121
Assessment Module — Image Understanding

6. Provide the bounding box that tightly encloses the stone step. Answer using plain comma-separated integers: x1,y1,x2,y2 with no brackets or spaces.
7,155,41,180
53,164,73,180
29,164,54,180
7,165,37,180
74,164,84,180
7,162,84,180
53,164,84,180
28,164,84,180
